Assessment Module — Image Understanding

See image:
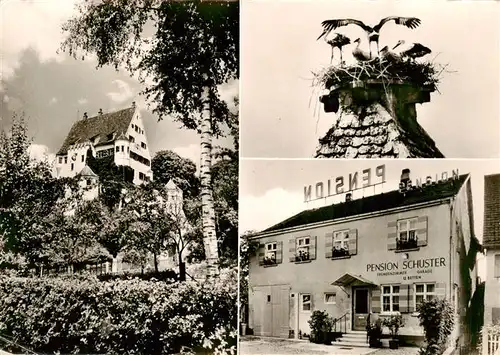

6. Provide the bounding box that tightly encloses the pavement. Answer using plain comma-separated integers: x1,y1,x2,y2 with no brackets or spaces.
239,336,421,355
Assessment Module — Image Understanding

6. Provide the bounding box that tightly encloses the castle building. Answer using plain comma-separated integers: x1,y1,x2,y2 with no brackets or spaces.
483,174,500,326
55,104,153,185
248,169,479,348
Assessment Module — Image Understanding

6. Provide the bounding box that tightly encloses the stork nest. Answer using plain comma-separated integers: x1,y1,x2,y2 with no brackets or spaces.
314,57,447,92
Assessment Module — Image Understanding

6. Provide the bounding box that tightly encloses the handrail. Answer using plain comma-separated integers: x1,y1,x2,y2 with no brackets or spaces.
332,312,349,334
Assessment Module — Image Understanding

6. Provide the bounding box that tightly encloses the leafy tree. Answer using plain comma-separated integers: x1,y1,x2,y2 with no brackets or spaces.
60,0,239,276
0,114,69,270
239,230,259,324
417,298,455,355
151,150,199,197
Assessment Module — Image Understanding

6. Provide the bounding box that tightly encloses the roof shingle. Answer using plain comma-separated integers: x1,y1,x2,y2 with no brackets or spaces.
57,107,135,155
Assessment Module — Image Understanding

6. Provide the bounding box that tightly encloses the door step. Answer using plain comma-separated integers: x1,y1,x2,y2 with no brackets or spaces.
332,332,369,348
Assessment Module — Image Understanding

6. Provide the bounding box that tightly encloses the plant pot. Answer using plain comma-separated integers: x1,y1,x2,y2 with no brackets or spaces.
240,323,247,336
389,339,399,349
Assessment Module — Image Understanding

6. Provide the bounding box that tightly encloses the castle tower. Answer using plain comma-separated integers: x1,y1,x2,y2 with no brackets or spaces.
77,165,99,201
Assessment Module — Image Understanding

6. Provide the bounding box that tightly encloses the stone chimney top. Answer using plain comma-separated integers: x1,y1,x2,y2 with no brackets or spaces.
98,108,103,115
83,112,88,119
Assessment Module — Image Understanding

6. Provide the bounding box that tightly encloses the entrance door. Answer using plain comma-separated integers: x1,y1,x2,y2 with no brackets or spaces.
252,285,290,337
353,288,369,331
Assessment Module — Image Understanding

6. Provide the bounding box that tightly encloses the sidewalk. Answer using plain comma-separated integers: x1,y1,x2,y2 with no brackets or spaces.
239,336,420,355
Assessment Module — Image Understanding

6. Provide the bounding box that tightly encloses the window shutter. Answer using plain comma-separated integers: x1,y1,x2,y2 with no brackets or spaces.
494,255,500,278
416,216,428,247
310,235,317,260
409,284,415,312
258,244,265,266
325,232,333,259
276,241,283,264
387,221,397,250
435,282,446,299
348,229,358,255
399,284,410,313
371,288,381,313
289,239,296,263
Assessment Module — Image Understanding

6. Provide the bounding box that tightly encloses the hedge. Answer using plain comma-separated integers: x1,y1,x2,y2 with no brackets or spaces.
0,269,237,354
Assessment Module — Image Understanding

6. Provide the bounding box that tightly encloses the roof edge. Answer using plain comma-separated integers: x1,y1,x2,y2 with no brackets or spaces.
249,197,452,240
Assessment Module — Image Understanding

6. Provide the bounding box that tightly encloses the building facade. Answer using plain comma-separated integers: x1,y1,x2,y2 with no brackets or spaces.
248,170,479,346
483,174,500,326
55,104,153,185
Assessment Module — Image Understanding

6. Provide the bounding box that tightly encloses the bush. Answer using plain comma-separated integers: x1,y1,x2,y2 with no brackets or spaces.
96,269,178,283
368,319,383,348
382,314,404,338
0,269,237,354
417,298,454,355
308,310,333,344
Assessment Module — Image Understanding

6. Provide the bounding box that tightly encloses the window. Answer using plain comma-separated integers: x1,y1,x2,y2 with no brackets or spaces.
264,242,277,265
64,157,68,164
121,146,124,152
267,295,271,303
81,155,84,162
381,285,400,312
325,293,336,304
71,163,74,171
127,147,130,153
116,146,120,152
397,218,418,250
415,283,436,308
495,255,500,278
141,142,147,149
58,157,62,164
296,237,310,261
301,294,311,311
333,230,350,257
106,133,114,141
86,179,92,186
139,172,145,180
129,135,135,143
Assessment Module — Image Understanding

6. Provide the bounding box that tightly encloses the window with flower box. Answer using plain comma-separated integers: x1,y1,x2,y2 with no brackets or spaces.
388,217,428,251
296,237,310,261
382,285,400,312
325,229,357,259
258,241,283,267
288,236,317,263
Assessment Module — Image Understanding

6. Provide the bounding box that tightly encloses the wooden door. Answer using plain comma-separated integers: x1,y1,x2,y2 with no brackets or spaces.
353,288,369,331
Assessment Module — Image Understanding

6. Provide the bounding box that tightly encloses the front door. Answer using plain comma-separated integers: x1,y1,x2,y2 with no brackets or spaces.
353,288,369,331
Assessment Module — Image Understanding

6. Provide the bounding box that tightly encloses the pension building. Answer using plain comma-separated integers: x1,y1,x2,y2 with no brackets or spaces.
248,170,480,346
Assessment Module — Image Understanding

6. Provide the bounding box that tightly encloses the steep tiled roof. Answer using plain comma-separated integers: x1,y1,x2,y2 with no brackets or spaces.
262,174,468,233
315,103,444,158
483,174,500,248
57,107,135,155
77,165,98,178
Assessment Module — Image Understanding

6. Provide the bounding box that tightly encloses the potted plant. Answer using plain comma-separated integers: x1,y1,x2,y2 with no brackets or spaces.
368,319,383,348
382,315,404,349
308,310,334,345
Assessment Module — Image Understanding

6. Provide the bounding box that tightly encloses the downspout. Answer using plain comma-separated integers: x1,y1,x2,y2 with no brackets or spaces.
449,196,458,348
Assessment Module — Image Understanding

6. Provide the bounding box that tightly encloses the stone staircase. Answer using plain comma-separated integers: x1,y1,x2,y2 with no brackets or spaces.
332,330,369,348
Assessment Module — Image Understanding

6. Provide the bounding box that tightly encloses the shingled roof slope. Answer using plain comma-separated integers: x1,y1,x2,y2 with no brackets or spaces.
315,104,444,158
483,174,500,248
262,174,468,233
57,107,135,155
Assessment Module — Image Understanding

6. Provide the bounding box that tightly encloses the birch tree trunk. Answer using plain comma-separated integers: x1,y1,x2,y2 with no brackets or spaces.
200,85,219,277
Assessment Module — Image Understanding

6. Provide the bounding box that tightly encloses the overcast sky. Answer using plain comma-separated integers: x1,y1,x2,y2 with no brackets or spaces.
241,0,500,158
0,0,238,167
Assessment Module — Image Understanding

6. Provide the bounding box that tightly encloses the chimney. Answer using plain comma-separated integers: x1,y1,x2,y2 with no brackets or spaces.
83,112,88,119
399,168,412,193
345,193,352,202
98,108,103,115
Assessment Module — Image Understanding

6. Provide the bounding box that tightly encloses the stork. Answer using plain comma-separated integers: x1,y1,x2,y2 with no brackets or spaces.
393,40,431,61
317,16,421,58
352,38,371,62
325,33,351,64
380,45,401,63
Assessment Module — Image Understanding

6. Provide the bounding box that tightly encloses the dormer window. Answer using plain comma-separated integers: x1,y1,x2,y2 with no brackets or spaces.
107,133,114,141
141,142,147,149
